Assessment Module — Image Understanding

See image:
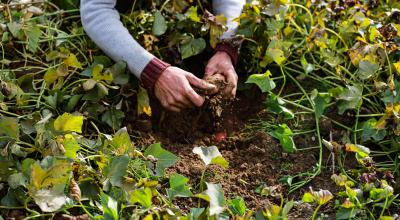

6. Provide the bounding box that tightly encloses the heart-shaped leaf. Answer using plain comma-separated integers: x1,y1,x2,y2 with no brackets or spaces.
192,146,229,168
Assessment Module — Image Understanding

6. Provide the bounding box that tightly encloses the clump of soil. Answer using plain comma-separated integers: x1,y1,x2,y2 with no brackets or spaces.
154,74,233,142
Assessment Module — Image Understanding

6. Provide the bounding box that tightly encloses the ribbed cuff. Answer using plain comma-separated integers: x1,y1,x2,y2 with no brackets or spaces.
140,58,170,92
214,37,243,67
215,43,239,66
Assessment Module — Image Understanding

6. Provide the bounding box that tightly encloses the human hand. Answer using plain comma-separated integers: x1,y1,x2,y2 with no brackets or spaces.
154,66,217,112
205,51,238,98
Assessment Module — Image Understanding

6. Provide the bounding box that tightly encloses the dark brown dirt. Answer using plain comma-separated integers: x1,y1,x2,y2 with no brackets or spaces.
130,90,339,213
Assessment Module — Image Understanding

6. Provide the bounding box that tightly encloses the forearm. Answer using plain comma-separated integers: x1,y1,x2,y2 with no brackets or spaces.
80,0,155,78
213,0,246,39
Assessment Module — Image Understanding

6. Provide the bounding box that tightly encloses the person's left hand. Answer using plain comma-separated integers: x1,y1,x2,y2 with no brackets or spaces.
204,51,238,98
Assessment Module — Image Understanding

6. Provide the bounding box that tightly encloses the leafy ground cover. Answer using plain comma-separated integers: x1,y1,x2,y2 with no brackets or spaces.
0,0,400,219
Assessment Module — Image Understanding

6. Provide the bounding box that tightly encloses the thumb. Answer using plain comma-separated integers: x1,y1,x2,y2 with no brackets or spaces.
186,74,217,93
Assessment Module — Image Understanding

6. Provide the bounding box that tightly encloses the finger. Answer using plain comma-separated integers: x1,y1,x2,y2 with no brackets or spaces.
177,95,195,108
166,105,182,113
173,101,187,110
185,87,205,107
224,70,238,97
186,74,217,93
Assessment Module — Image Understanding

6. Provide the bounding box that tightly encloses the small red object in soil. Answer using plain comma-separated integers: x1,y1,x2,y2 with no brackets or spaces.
213,131,227,143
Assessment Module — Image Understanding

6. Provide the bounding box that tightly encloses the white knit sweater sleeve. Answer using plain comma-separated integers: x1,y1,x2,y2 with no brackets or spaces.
80,0,154,78
80,0,245,78
213,0,246,39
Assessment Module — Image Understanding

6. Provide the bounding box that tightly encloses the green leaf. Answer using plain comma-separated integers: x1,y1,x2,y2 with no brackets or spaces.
246,70,276,93
188,208,205,220
167,173,193,200
7,22,23,38
269,124,296,153
282,200,295,217
81,56,112,77
110,127,133,154
26,26,42,53
265,94,294,119
153,10,167,36
105,155,129,187
358,60,379,80
197,183,225,216
185,6,201,22
8,173,27,189
101,193,119,220
130,188,153,208
63,134,80,159
66,95,83,112
361,119,387,142
180,37,206,59
192,146,229,168
0,116,19,139
144,143,178,176
54,113,83,133
25,27,42,53
110,61,129,85
336,208,359,220
227,197,247,216
337,84,363,114
311,90,331,119
101,108,125,130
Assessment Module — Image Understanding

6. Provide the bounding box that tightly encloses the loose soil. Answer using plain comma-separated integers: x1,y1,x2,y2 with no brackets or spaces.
129,88,339,217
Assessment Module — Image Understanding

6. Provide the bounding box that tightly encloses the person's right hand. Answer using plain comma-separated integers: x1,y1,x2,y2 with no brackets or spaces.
154,66,217,112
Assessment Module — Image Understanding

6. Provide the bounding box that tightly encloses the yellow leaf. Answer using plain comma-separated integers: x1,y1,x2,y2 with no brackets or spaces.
143,106,152,117
342,198,355,208
30,160,71,190
137,86,151,116
283,26,293,36
31,163,47,189
143,214,153,220
44,69,58,85
64,54,82,69
394,61,400,74
54,113,84,133
93,64,113,81
369,27,381,42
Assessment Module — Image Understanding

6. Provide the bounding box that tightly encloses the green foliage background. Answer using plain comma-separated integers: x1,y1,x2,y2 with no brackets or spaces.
0,0,400,219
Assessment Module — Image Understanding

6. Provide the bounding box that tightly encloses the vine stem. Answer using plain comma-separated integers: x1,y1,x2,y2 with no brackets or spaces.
312,204,323,220
379,196,389,219
288,4,314,33
284,70,323,193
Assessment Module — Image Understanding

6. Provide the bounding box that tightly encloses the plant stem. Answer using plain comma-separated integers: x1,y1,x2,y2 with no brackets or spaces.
312,204,323,220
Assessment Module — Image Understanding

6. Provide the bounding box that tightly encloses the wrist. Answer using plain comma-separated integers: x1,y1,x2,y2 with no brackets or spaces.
140,58,170,92
214,37,243,67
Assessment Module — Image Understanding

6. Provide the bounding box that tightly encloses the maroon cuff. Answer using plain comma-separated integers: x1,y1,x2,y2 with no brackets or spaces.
215,43,239,66
214,37,243,67
140,58,170,92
